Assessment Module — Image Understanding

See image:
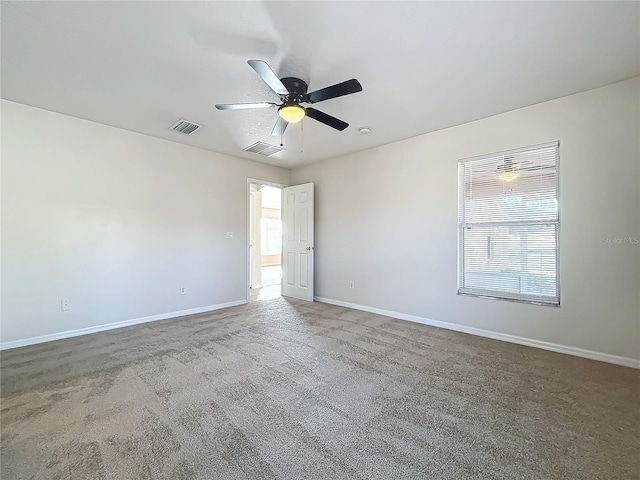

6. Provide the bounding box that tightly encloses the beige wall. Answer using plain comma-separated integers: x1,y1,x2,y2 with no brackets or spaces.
1,100,290,344
261,255,281,267
3,79,638,362
291,78,640,362
261,207,280,220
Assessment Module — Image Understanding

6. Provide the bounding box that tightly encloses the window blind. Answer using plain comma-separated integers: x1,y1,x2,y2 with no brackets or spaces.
458,142,559,305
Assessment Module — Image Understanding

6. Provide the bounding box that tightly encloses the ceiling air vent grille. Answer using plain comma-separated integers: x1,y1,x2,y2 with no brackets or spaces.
243,142,284,157
169,119,202,135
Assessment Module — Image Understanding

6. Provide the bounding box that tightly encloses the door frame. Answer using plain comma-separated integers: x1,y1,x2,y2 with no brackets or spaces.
246,178,286,303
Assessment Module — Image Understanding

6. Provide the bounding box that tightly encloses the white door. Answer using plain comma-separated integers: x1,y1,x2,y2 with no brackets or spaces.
282,183,314,301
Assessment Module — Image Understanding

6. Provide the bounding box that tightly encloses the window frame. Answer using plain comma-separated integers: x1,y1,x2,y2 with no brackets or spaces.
457,141,560,306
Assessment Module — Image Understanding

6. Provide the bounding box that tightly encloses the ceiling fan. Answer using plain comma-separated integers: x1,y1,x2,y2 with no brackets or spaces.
497,156,521,182
215,60,362,136
495,155,556,182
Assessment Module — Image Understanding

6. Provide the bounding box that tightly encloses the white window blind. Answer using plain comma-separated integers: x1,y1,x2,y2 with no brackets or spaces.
458,142,559,305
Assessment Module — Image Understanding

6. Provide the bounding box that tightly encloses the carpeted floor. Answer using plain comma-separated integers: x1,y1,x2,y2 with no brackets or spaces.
1,297,638,479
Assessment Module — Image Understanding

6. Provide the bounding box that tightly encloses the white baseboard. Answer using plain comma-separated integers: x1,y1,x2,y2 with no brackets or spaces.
5,296,637,369
314,296,640,369
0,300,247,351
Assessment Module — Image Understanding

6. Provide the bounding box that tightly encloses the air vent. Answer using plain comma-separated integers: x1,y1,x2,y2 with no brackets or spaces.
243,142,284,157
169,119,202,135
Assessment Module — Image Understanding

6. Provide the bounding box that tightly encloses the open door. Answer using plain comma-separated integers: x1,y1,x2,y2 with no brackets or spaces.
282,183,314,301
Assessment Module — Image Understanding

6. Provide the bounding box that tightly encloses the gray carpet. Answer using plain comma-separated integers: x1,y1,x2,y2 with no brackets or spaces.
1,297,638,479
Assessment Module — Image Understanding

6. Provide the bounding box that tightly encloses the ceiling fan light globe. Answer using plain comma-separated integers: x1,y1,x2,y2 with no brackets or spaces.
279,105,306,123
499,171,520,182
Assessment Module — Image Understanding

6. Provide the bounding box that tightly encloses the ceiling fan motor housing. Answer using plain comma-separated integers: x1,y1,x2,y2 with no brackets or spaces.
281,77,308,104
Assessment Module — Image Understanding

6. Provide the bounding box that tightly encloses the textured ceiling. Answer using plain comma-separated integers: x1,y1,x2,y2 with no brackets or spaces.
2,1,638,168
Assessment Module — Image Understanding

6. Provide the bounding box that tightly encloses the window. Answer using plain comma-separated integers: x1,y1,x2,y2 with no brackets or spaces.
458,142,559,305
261,218,282,255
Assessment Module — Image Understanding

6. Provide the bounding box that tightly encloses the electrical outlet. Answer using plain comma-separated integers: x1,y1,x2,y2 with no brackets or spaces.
180,287,186,295
61,299,70,311
349,281,355,290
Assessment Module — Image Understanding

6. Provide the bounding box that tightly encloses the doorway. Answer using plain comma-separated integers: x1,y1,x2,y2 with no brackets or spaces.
248,182,283,302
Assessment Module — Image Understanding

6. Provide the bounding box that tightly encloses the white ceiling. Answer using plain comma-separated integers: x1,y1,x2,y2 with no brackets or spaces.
2,1,638,168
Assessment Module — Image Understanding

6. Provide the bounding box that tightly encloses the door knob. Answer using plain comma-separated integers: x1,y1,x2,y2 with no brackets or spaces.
305,246,314,251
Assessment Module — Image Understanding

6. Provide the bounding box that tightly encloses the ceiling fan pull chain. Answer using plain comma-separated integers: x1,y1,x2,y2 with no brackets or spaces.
301,118,304,154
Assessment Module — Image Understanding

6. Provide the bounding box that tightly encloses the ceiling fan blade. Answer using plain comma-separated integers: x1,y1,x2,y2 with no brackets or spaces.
248,60,289,95
271,117,289,136
215,102,276,110
307,79,362,104
305,108,349,131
